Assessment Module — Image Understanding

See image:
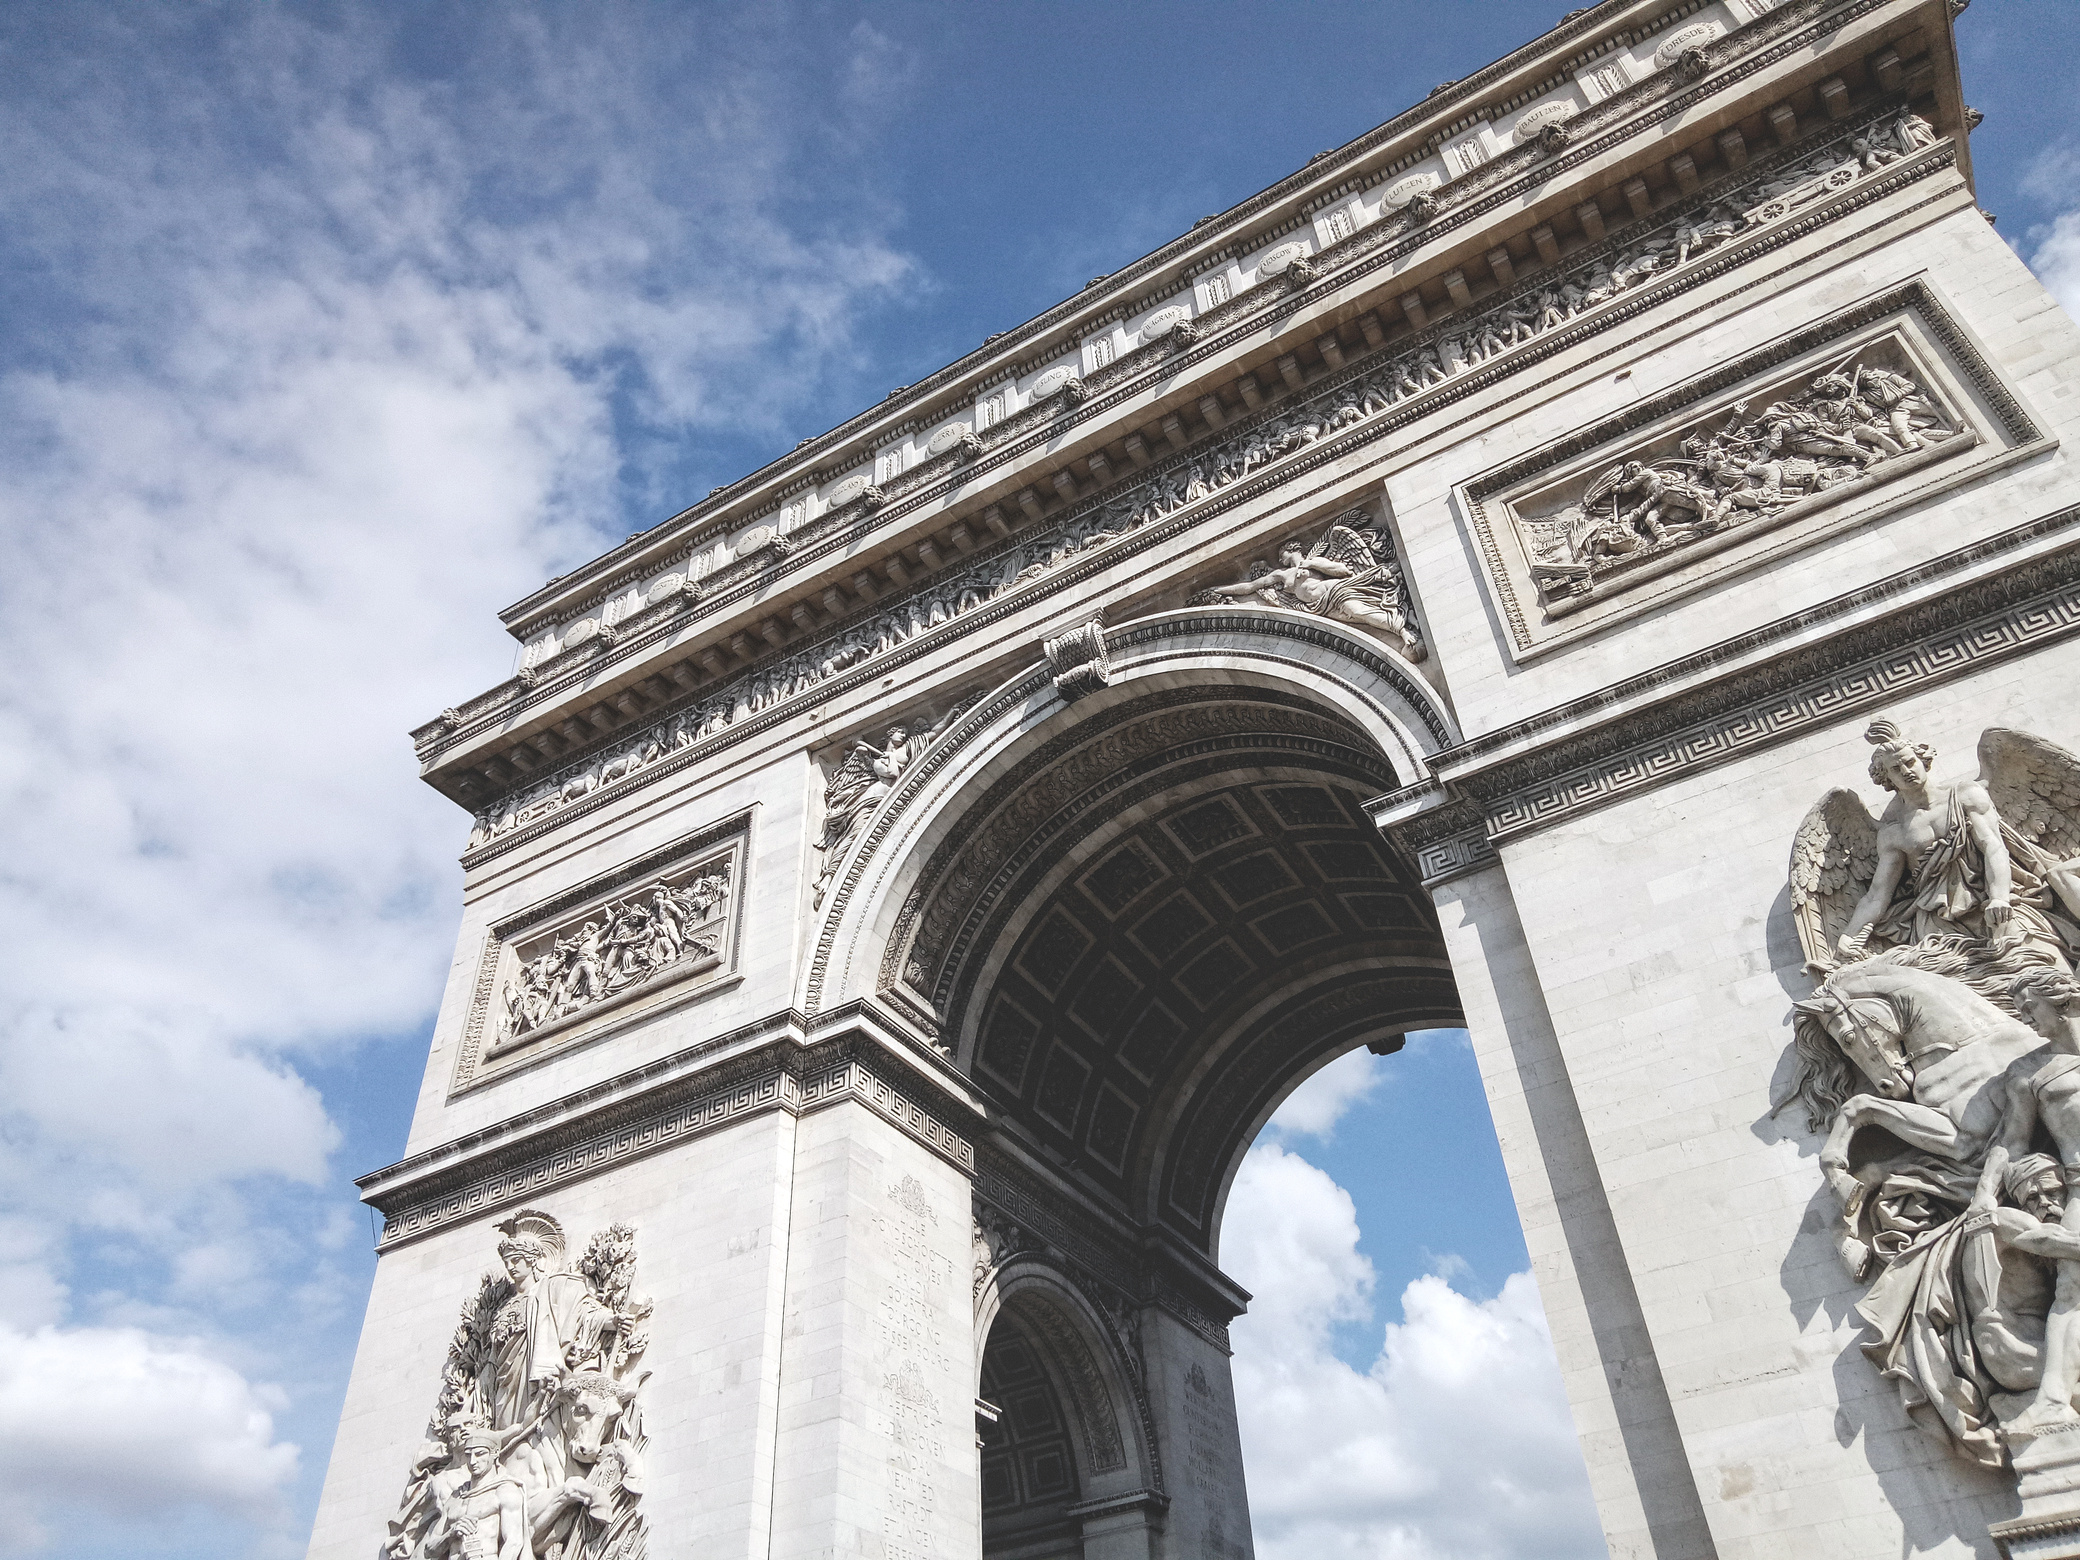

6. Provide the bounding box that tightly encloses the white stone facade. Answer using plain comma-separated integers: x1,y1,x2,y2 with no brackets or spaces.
311,1,2080,1556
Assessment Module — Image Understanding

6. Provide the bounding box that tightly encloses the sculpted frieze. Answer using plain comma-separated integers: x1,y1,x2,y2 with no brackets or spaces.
495,864,730,1050
1514,335,1962,611
463,107,1942,853
1781,720,2080,1529
1464,260,2036,657
455,828,742,1091
384,1211,653,1560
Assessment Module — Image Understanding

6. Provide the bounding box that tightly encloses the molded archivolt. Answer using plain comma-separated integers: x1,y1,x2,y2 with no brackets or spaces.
806,609,1464,1246
805,607,1455,1015
977,1262,1159,1509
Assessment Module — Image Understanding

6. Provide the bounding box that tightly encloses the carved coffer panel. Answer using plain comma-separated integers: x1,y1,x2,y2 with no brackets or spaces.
1462,278,2046,658
451,813,749,1092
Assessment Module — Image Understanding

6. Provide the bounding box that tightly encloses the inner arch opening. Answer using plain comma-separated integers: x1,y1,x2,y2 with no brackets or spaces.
904,682,1462,1245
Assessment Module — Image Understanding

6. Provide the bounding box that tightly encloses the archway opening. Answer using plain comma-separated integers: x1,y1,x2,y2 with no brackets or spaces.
891,674,1470,1556
979,1311,1084,1560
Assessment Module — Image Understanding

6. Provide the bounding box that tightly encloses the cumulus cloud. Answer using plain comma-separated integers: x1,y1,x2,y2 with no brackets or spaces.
1224,1143,1607,1560
0,1323,297,1546
1264,1047,1387,1140
0,4,917,1549
2023,144,2080,318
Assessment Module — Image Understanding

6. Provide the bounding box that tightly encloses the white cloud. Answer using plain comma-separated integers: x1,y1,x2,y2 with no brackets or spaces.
1224,1143,1608,1560
0,1323,297,1546
2024,142,2080,318
0,6,917,1549
1265,1047,1387,1140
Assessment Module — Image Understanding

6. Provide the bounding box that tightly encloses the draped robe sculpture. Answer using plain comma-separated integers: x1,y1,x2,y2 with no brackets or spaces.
1783,719,2080,1477
383,1211,653,1560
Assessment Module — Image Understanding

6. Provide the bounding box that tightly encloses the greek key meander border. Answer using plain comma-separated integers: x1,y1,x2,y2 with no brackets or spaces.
373,1039,976,1249
1417,515,2080,853
1464,275,2040,651
444,103,1936,854
450,815,751,1094
436,0,1857,709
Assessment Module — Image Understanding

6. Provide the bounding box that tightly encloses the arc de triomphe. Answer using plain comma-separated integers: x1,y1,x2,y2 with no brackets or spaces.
308,3,2080,1557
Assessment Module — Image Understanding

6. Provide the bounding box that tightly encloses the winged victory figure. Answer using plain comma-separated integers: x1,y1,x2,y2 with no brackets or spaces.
1776,720,2080,1474
1205,515,1426,662
1789,720,2080,993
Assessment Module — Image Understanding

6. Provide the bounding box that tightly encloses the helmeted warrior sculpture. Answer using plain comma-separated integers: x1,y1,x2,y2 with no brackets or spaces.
383,1211,653,1560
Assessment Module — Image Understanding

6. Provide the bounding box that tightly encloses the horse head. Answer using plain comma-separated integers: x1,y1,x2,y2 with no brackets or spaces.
1784,954,2038,1133
1793,976,1914,1105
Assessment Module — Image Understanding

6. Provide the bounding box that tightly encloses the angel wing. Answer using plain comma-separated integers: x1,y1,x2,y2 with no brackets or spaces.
1789,787,1880,972
1312,521,1386,580
1978,727,2080,864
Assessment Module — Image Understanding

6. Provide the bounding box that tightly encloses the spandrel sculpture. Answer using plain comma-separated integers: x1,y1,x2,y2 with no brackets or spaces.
385,1211,653,1560
1197,514,1426,662
1782,719,2080,1474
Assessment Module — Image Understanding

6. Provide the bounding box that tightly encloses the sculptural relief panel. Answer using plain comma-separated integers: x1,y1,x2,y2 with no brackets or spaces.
453,823,746,1093
1464,279,2039,657
382,1209,654,1560
1782,717,2080,1548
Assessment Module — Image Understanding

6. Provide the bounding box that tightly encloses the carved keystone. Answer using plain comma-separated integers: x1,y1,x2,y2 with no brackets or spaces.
1043,618,1111,702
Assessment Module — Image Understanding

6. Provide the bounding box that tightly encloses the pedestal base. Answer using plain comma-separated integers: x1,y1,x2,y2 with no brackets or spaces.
1992,1423,2080,1559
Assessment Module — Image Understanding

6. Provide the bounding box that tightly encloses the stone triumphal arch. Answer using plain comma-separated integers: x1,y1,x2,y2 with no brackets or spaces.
310,2,2080,1556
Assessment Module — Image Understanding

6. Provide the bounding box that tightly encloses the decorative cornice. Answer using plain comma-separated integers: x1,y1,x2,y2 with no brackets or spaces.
363,1022,980,1249
1375,506,2080,862
454,120,1951,864
423,24,1919,769
486,0,1822,639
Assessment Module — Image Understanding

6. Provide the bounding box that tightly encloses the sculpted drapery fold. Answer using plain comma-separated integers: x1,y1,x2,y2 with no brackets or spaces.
1784,719,2080,1483
383,1211,654,1560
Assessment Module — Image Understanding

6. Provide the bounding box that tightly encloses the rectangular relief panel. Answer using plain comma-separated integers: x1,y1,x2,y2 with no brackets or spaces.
1462,278,2047,658
451,812,749,1093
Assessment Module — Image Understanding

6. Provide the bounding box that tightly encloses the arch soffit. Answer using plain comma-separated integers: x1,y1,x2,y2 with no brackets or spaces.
979,1260,1156,1499
803,606,1457,1017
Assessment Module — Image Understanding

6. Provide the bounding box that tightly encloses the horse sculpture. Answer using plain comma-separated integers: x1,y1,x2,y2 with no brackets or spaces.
1785,957,2048,1274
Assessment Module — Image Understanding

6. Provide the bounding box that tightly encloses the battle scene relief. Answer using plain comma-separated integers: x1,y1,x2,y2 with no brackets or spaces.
1782,718,2080,1498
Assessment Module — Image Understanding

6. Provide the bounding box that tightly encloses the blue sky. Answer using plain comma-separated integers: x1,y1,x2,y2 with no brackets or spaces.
2,3,2077,1557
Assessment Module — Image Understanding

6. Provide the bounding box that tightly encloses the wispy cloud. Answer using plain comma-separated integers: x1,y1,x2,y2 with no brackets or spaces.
2024,141,2080,320
0,5,917,1551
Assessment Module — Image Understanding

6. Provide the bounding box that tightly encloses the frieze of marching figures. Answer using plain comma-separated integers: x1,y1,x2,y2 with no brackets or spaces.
383,1210,653,1560
1780,718,2080,1489
463,110,1937,852
1513,335,1959,609
492,857,731,1053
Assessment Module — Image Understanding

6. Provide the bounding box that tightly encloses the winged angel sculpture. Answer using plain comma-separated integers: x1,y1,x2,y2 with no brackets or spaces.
1783,719,2080,1468
1203,517,1426,662
383,1210,654,1560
